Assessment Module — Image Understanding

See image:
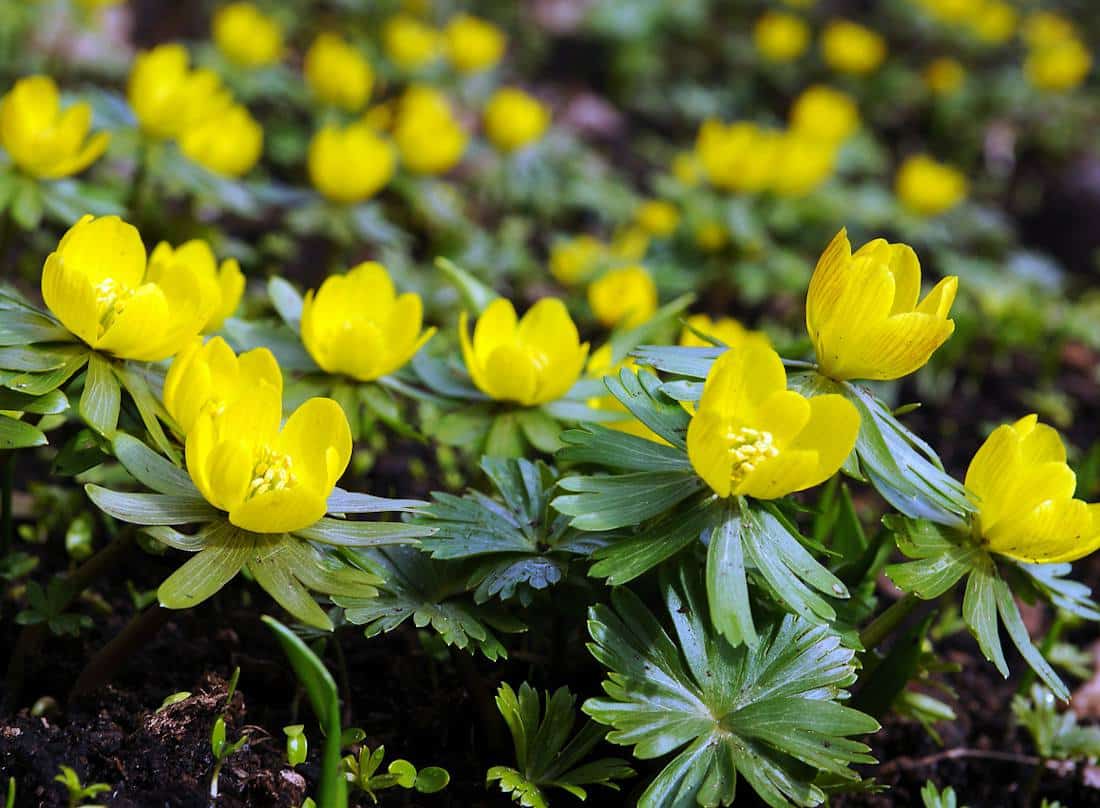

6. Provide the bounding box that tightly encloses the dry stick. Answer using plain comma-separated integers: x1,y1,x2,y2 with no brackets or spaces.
877,746,1050,776
69,603,173,701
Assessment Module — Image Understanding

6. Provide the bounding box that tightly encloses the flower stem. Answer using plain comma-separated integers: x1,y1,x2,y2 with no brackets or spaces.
859,592,921,651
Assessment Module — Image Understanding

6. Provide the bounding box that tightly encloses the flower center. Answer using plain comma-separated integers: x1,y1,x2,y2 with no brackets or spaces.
726,426,778,484
247,446,296,499
93,278,135,336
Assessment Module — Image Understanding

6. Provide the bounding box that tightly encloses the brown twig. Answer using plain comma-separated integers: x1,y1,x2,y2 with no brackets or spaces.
876,746,1052,776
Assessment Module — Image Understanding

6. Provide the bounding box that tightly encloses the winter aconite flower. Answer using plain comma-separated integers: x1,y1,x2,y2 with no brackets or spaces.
443,14,506,74
392,86,467,175
187,383,352,534
146,238,244,333
128,44,232,140
459,298,588,407
383,15,441,71
965,415,1100,564
549,235,605,285
300,262,436,382
634,200,680,238
687,338,859,499
895,154,967,217
42,216,213,362
789,85,859,144
179,103,263,178
1025,38,1092,92
304,34,373,112
483,88,549,153
586,344,665,444
588,265,657,330
308,122,395,204
164,336,281,434
753,11,810,63
212,3,283,68
771,132,838,197
821,20,886,75
924,58,966,95
806,229,958,382
0,75,110,179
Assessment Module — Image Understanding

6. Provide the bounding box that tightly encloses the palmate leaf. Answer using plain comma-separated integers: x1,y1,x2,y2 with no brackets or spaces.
488,682,634,807
584,562,878,808
335,546,525,660
885,515,1069,700
415,457,608,605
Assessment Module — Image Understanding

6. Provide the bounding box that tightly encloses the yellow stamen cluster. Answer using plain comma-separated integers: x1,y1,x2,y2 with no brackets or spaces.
725,427,779,484
249,446,296,499
94,278,135,335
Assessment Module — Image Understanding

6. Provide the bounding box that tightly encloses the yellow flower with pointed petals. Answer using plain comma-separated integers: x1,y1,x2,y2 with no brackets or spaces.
301,262,435,382
789,85,859,144
634,200,680,237
212,3,283,68
0,76,110,180
483,88,550,153
695,120,777,193
687,338,858,499
459,298,588,407
308,122,395,204
304,34,373,112
588,265,657,330
821,20,886,75
128,44,232,140
145,238,244,333
771,132,838,197
179,103,263,178
163,336,281,435
392,86,467,175
187,385,351,534
895,154,967,216
444,13,507,74
680,314,768,349
383,14,442,71
806,229,958,382
549,235,605,285
753,11,810,63
966,415,1100,564
41,215,213,362
586,344,666,444
1025,39,1092,92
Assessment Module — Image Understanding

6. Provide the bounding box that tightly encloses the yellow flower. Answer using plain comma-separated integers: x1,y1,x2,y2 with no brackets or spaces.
672,151,702,186
0,75,110,180
383,14,441,71
179,103,263,178
680,314,766,349
187,383,352,534
392,85,467,175
771,132,838,197
300,262,435,382
924,58,966,95
163,336,281,435
1025,39,1092,92
609,226,650,262
308,123,395,204
41,215,213,362
483,88,549,153
789,84,859,143
304,34,373,112
459,297,588,406
687,338,859,499
806,229,958,381
146,238,244,333
128,44,232,140
75,0,124,9
212,3,283,68
588,265,658,330
586,344,666,443
966,415,1100,563
634,200,680,237
895,154,968,216
695,120,776,193
821,20,886,75
970,1,1017,44
1022,11,1077,48
444,13,506,73
549,235,605,285
753,11,810,63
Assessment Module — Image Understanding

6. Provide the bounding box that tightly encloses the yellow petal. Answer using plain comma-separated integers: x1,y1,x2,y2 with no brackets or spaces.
812,258,896,380
736,449,819,499
472,298,517,366
458,309,490,394
517,298,579,360
805,228,851,338
883,243,921,315
229,486,328,534
985,498,1096,563
277,397,352,492
186,411,218,506
483,344,539,405
96,283,172,360
41,253,98,346
916,275,958,319
203,437,253,512
686,410,733,498
55,215,146,290
535,341,589,404
1016,417,1066,464
238,347,282,398
845,312,955,381
784,393,860,485
754,389,811,448
697,337,786,422
208,258,245,331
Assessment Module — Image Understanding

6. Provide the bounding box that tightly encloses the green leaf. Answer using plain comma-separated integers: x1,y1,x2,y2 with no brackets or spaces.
262,616,347,808
414,767,450,794
436,256,498,314
78,354,120,437
0,310,71,346
589,496,713,585
112,433,195,496
1013,684,1100,760
706,503,756,647
432,409,493,446
604,367,691,449
295,517,434,547
629,345,724,379
249,539,334,631
516,409,563,454
327,488,427,514
116,363,180,463
158,523,255,609
0,387,67,414
584,563,878,808
486,413,526,458
556,423,693,473
962,561,1008,677
268,276,304,330
554,471,702,531
85,484,220,525
885,516,980,598
993,575,1068,700
0,414,47,449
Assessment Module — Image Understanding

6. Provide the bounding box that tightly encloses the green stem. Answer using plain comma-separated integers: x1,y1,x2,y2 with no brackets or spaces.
0,451,13,557
860,592,921,651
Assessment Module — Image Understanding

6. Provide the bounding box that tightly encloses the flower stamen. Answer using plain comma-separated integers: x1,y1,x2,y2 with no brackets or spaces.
726,426,778,484
247,445,296,499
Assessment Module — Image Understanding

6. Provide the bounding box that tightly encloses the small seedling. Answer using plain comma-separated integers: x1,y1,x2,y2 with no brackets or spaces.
342,744,449,803
284,724,308,767
15,579,93,636
208,667,249,802
53,765,110,808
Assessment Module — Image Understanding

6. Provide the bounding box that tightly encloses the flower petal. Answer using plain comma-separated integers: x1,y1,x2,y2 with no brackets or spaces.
230,487,328,535
472,298,518,366
697,336,786,422
483,344,539,405
277,397,352,492
985,498,1097,563
41,253,98,346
